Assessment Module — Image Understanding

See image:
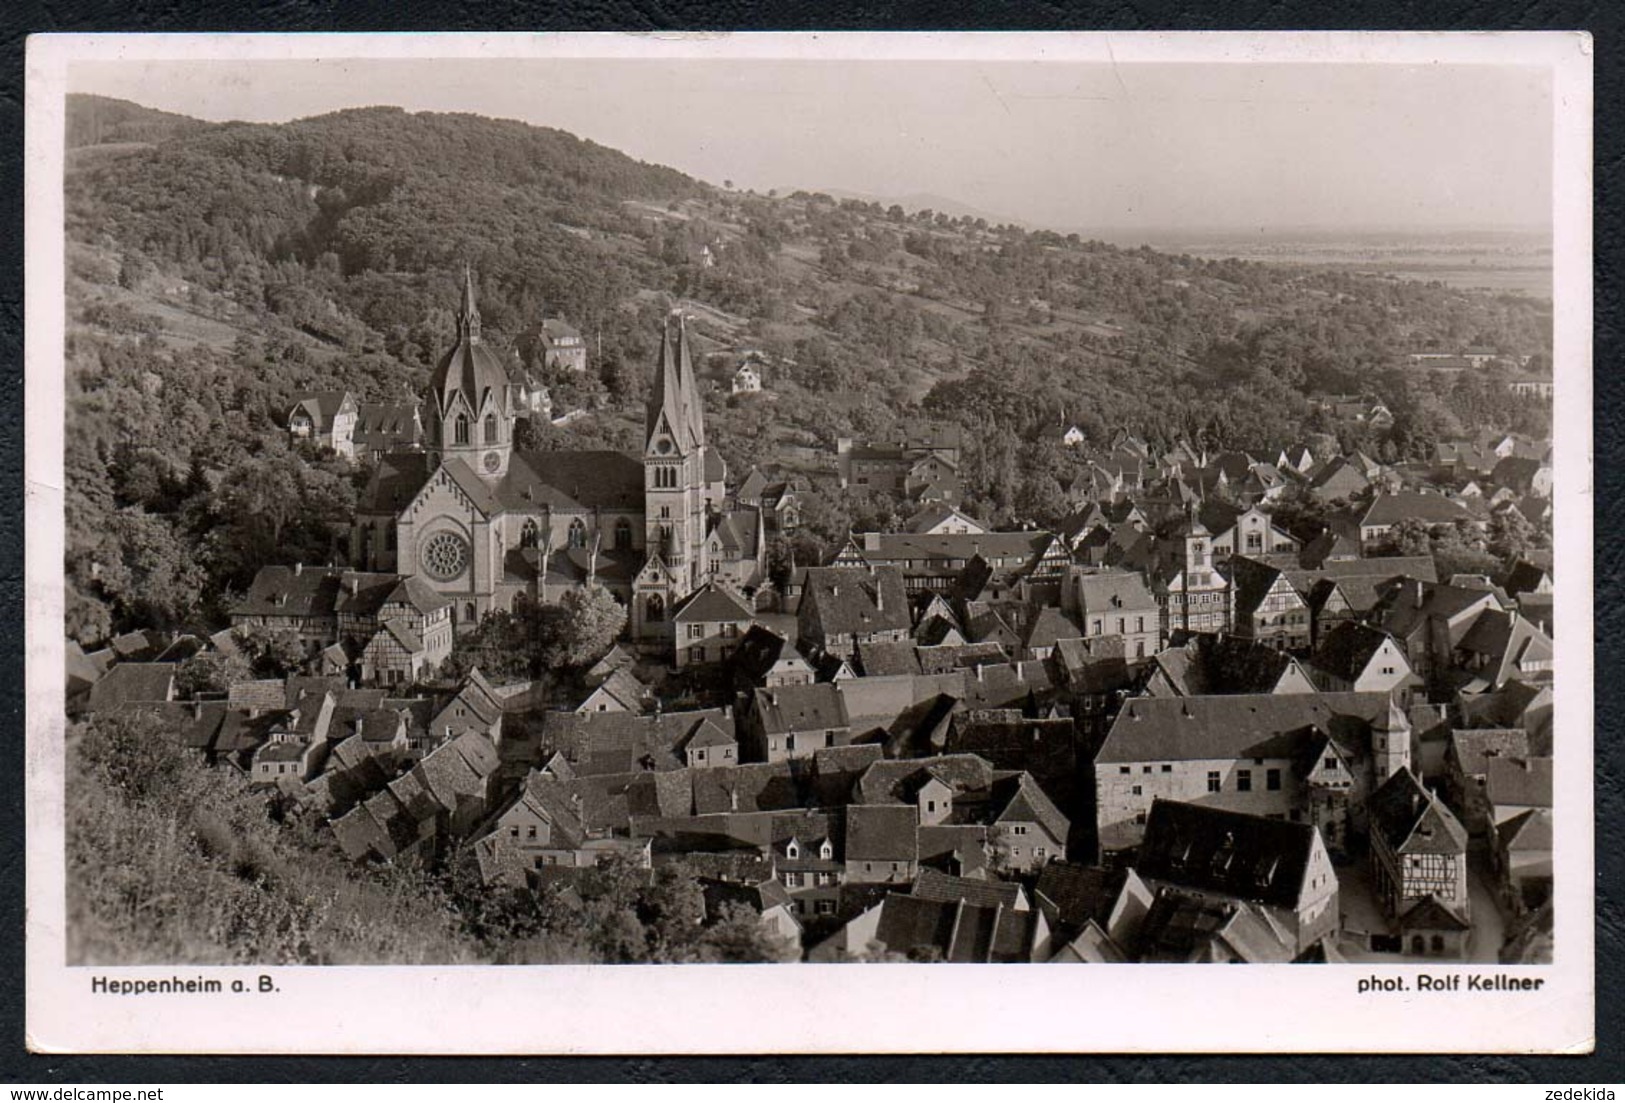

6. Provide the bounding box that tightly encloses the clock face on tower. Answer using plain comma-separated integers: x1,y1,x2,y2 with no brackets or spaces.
483,451,502,473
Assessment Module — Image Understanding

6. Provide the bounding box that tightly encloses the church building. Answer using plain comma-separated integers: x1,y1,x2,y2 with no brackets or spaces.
351,270,754,647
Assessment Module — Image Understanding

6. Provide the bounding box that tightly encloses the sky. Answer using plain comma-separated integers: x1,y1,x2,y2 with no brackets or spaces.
68,53,1554,236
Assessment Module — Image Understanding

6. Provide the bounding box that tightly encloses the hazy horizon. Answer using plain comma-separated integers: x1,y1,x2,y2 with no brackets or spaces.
69,56,1553,237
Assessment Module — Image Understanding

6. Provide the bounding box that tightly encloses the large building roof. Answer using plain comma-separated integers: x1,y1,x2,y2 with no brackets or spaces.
1136,800,1321,910
1096,691,1393,765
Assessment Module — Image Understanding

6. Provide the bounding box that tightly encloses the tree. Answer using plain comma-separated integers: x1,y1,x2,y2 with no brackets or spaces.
536,586,628,669
232,624,310,678
174,650,254,697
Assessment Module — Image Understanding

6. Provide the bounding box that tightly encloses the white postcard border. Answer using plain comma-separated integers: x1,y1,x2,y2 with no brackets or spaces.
24,30,1595,1055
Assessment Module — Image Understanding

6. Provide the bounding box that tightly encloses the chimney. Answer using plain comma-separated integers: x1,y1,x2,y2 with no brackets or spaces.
975,664,985,683
294,562,303,576
1413,581,1424,609
354,716,364,736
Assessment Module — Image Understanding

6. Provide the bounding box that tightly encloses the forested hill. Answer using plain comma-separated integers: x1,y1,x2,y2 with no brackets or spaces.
61,94,1552,645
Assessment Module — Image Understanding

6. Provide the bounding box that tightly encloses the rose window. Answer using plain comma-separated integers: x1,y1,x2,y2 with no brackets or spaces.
422,532,469,580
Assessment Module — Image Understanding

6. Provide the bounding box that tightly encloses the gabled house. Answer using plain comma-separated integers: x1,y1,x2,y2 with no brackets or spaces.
1227,556,1312,652
1366,767,1471,956
797,565,910,660
1356,492,1478,553
1133,800,1339,955
1443,728,1532,835
673,582,756,668
576,667,652,714
1067,568,1162,661
1142,635,1316,698
1309,622,1418,702
844,803,921,885
1093,691,1406,854
287,390,358,459
1200,503,1300,560
746,683,851,763
731,624,816,688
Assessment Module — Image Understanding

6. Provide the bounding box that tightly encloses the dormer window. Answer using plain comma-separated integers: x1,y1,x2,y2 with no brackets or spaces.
819,840,833,859
785,839,800,859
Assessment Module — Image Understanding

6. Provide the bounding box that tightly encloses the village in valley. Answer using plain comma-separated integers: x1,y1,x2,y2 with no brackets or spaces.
71,265,1556,966
58,91,1560,968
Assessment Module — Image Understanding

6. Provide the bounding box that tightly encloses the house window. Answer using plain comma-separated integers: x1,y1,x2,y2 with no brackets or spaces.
818,872,836,886
1131,785,1142,796
784,872,803,888
1134,811,1147,825
688,624,703,639
527,825,537,840
1266,769,1282,791
1011,825,1029,836
815,900,835,916
1237,770,1252,792
1119,766,1131,775
510,826,520,839
1161,764,1172,773
1324,757,1338,771
1207,771,1221,793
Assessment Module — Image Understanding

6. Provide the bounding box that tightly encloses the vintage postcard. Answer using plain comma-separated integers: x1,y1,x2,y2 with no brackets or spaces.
24,31,1593,1053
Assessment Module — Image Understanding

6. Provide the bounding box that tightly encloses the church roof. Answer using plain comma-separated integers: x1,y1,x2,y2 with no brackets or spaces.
646,311,705,454
427,268,511,417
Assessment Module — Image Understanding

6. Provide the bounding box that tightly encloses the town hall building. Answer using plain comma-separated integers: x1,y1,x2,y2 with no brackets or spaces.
350,271,758,646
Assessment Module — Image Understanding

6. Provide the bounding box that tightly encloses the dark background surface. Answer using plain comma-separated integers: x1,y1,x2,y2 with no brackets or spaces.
0,0,1617,1083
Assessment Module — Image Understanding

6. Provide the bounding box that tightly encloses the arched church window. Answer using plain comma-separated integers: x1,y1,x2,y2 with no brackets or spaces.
568,518,587,549
464,602,477,626
520,519,539,549
646,594,665,622
455,414,470,445
615,518,633,551
485,414,498,444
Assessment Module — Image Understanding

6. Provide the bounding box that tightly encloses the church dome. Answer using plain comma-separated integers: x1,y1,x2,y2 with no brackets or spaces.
429,267,510,414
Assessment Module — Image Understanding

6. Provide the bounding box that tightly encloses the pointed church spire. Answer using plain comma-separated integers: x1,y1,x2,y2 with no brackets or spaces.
646,311,689,452
676,313,706,450
457,264,482,343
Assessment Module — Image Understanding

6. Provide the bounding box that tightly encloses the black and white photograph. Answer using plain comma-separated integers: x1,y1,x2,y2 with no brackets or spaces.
24,31,1593,1054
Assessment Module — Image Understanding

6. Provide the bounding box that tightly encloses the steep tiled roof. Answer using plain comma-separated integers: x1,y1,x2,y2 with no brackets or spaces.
911,868,1023,911
845,803,920,863
85,663,175,713
855,641,921,677
800,566,910,638
1447,728,1530,777
1485,756,1553,810
1367,768,1468,856
1496,807,1553,854
1097,691,1393,765
674,583,755,624
1311,622,1403,684
1072,570,1158,616
752,683,849,736
1136,801,1320,910
1359,491,1474,528
991,773,1070,843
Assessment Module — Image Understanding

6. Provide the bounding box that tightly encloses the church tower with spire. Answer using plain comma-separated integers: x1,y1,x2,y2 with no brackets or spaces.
426,267,515,481
633,310,712,641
